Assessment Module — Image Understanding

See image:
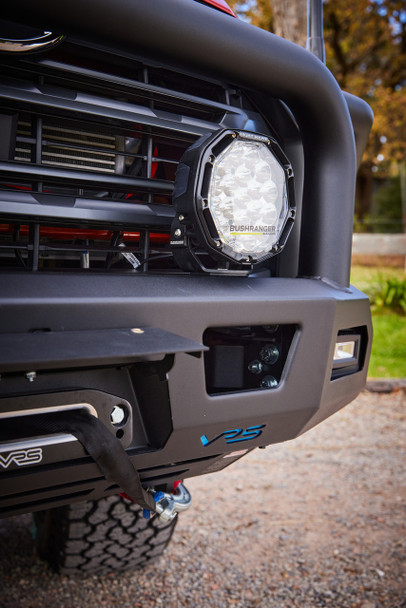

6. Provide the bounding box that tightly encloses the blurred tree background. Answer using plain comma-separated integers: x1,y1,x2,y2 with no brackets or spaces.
228,0,406,233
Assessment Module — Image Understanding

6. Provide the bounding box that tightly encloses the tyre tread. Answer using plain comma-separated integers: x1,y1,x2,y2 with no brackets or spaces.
33,495,177,574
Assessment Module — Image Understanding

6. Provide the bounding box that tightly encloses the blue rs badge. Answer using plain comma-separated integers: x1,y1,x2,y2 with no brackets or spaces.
200,425,266,447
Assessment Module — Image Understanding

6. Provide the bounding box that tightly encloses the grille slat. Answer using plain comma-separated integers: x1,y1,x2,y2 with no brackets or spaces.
0,161,174,194
0,83,221,139
37,58,240,116
0,190,175,225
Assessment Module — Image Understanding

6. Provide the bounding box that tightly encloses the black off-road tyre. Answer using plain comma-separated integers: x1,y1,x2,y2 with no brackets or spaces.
32,495,178,574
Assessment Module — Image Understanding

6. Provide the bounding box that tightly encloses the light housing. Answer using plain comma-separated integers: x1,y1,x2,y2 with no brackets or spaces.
170,129,295,273
331,328,367,380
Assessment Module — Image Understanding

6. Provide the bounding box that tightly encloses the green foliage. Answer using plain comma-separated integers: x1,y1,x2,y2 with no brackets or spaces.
353,214,373,233
367,313,406,378
352,266,406,314
351,265,406,378
369,276,406,314
354,176,403,233
351,265,404,287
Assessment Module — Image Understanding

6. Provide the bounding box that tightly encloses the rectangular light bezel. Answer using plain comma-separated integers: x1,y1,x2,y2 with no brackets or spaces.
331,331,363,380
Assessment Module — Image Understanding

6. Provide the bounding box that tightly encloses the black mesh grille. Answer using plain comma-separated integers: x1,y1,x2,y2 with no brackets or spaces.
0,42,258,272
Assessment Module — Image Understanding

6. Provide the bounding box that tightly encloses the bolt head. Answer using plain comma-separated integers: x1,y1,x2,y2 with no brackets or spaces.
248,360,263,375
110,405,126,425
260,344,280,365
174,228,182,238
260,375,278,389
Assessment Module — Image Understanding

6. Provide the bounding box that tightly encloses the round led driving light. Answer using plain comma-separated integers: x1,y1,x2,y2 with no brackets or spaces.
209,136,287,259
171,129,295,272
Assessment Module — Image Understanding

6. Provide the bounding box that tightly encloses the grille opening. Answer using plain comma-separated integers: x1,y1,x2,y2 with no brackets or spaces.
1,42,234,123
9,111,189,202
0,222,175,272
0,42,271,274
48,43,241,111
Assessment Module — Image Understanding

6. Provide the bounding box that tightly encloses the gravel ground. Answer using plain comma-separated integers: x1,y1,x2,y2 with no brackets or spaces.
0,389,405,608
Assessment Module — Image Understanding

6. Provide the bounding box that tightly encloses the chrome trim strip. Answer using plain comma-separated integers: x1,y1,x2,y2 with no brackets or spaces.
0,32,64,53
0,434,77,452
0,402,98,419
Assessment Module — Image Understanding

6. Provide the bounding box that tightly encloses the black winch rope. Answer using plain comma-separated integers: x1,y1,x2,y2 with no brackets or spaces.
17,409,156,512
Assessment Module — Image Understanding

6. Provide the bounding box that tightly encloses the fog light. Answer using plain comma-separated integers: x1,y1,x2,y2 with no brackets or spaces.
331,330,365,380
333,341,356,363
171,129,295,273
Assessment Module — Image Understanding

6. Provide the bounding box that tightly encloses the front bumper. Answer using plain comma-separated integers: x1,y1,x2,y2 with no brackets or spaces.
0,272,371,516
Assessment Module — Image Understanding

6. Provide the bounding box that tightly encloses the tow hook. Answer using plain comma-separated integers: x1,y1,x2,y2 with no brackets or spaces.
144,482,192,522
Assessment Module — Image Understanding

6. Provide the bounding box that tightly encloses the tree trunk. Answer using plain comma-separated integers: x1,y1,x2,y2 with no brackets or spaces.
272,0,307,47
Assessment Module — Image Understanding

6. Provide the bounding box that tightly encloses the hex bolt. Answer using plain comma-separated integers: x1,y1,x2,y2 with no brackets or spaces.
260,375,278,389
25,371,37,382
174,228,182,237
110,405,126,426
248,360,263,375
260,344,280,365
178,214,185,221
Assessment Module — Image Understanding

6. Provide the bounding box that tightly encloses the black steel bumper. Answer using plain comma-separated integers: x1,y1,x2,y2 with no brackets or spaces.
0,272,371,516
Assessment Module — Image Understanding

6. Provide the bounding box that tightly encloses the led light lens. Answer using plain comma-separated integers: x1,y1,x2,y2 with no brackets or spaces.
208,138,288,259
333,341,356,363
